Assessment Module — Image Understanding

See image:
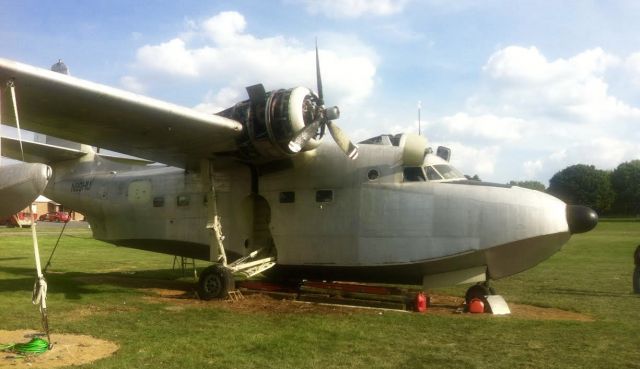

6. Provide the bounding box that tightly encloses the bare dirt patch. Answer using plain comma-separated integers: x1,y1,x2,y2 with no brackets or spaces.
56,303,140,322
0,330,118,369
143,289,362,315
141,287,594,321
72,274,594,321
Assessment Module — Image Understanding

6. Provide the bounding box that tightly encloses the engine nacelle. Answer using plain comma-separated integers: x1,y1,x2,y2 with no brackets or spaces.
218,85,322,163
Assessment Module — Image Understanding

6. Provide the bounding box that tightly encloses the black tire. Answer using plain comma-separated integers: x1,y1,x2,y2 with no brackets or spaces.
465,283,492,307
197,265,235,300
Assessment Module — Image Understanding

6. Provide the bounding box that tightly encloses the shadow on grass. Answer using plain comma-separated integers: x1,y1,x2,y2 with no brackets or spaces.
62,234,94,239
546,287,632,298
0,257,28,262
0,264,193,300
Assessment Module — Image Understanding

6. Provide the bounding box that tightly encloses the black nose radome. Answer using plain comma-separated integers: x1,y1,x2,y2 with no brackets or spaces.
566,205,598,234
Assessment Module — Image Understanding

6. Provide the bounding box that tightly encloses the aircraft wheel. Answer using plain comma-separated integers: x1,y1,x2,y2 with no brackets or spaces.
197,265,235,300
464,283,493,308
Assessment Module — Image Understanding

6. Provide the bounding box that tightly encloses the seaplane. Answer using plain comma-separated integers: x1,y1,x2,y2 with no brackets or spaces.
0,50,598,304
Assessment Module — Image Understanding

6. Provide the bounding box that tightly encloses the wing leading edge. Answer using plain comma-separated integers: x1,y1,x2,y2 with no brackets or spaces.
0,58,243,168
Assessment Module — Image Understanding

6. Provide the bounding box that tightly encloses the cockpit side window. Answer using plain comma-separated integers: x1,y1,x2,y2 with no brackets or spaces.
403,167,426,182
425,166,443,180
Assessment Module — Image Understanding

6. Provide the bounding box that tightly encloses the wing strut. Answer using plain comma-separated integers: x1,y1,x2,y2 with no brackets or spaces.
6,80,25,161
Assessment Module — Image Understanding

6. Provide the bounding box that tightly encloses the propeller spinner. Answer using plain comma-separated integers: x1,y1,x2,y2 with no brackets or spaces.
288,43,359,160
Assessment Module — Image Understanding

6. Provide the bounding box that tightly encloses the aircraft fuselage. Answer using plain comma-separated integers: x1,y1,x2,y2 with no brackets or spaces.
46,140,581,288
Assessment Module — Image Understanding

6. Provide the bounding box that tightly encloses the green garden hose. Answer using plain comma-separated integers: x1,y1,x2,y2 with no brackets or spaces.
0,337,49,356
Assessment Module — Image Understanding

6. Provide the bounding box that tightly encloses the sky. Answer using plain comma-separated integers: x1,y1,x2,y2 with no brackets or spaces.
1,0,639,184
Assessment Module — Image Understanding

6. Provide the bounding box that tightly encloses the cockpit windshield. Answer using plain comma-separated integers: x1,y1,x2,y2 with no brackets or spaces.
404,164,465,182
432,164,464,180
420,164,465,181
425,166,442,180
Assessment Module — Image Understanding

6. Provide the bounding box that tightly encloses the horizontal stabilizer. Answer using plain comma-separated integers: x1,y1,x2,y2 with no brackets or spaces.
1,136,85,164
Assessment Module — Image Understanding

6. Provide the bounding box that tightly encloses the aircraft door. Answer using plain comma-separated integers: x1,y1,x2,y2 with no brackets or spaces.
248,194,274,255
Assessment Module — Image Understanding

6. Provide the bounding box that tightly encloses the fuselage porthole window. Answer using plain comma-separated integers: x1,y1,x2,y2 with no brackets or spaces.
316,190,333,203
153,196,165,207
367,169,380,181
177,195,190,207
279,191,295,203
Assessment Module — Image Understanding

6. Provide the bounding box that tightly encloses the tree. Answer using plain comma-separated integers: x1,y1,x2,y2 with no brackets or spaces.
547,164,614,214
610,160,640,216
509,180,546,192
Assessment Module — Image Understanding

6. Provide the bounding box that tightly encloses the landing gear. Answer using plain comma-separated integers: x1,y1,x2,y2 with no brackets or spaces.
197,265,235,300
464,282,495,307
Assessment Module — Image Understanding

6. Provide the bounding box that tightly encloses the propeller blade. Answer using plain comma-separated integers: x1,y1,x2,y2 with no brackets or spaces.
315,40,324,106
288,119,322,153
326,121,359,160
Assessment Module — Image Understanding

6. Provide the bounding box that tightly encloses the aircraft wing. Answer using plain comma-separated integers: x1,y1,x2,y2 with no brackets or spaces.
0,58,243,168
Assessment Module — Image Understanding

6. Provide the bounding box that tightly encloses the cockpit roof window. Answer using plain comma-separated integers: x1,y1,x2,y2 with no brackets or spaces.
433,164,464,180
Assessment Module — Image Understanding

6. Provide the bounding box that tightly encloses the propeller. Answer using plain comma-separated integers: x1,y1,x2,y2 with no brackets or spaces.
287,42,359,160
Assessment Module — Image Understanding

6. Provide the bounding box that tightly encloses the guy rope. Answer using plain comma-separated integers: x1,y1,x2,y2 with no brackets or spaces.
0,80,53,356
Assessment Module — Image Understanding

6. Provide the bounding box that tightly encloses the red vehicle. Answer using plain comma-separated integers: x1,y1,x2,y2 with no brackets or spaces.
5,211,36,227
38,211,70,223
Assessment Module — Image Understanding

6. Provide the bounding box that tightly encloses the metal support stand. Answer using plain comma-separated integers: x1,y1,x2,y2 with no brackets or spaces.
227,290,244,302
172,256,198,280
226,249,276,278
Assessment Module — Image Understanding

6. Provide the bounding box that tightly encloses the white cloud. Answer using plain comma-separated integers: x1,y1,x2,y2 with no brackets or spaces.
485,46,618,85
548,138,640,170
125,11,377,113
194,87,243,113
298,0,409,18
387,120,419,137
625,52,640,87
480,46,638,123
436,142,500,177
427,46,640,183
119,75,146,94
441,112,525,141
136,38,199,77
523,159,543,179
201,11,247,44
549,149,567,162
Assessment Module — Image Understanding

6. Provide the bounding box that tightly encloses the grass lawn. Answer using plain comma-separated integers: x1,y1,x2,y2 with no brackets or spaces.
0,221,639,369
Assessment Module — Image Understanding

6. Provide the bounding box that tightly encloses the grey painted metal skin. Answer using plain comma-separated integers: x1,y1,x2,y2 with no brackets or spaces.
38,141,571,288
0,58,241,169
0,57,591,289
0,162,50,216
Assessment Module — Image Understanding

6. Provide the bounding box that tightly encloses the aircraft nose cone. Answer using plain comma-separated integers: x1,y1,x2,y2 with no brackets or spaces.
566,205,598,234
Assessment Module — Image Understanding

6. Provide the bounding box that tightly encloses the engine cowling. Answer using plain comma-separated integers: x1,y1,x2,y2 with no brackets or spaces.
218,85,322,163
